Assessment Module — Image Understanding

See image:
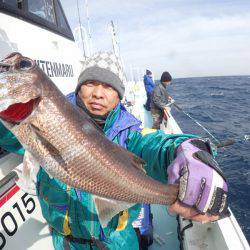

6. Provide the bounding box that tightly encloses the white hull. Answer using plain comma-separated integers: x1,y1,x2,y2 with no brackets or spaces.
0,12,82,94
0,3,78,249
0,155,53,249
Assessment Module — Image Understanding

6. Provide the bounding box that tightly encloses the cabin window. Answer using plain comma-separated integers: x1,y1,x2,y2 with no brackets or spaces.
2,0,23,9
0,0,74,40
55,1,71,32
54,0,70,31
27,0,56,24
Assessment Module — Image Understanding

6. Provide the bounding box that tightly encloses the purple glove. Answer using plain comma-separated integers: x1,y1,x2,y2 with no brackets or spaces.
168,138,229,217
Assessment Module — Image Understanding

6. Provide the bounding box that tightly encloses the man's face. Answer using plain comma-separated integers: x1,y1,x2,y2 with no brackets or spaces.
162,81,171,87
78,80,120,116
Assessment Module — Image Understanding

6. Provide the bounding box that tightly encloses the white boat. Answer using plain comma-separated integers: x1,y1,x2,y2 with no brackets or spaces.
0,1,82,249
0,1,249,249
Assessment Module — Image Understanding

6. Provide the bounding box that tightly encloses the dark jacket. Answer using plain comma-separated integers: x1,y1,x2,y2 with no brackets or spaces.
151,82,170,111
143,75,155,94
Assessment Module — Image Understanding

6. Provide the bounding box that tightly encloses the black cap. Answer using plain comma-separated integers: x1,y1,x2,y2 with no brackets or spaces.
160,71,172,83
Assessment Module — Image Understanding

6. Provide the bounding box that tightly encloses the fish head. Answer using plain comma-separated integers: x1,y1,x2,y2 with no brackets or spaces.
0,53,42,124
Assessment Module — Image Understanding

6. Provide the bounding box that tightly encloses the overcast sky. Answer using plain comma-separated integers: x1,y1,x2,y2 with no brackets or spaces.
61,0,250,79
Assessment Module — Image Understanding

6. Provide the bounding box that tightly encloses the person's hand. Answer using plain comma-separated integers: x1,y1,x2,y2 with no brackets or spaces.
164,106,171,113
167,138,230,222
163,107,171,120
168,96,173,101
169,201,219,223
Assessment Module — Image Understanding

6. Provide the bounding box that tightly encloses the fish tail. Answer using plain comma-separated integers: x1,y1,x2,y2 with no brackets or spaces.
93,195,135,228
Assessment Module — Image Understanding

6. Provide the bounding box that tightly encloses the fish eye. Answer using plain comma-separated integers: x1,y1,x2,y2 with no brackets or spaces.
19,59,33,70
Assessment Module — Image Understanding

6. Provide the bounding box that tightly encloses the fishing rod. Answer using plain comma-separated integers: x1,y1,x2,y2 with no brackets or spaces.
216,135,250,148
172,102,220,144
168,100,249,148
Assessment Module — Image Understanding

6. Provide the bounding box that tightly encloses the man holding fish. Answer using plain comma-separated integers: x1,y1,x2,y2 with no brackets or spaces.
0,52,229,250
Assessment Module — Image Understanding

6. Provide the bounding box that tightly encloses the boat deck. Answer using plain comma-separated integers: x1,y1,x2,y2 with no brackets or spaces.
150,205,179,250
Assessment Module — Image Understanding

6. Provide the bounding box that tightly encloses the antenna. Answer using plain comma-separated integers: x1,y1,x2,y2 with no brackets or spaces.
130,65,135,82
109,20,126,78
110,20,120,58
76,0,86,58
85,0,93,55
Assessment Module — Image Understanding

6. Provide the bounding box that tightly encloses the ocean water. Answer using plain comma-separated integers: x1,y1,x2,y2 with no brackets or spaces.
167,75,250,242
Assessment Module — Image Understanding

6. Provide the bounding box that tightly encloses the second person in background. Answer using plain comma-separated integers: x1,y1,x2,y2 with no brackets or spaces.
151,71,172,129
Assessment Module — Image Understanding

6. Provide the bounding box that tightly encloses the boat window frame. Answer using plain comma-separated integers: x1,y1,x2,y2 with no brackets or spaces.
0,0,74,41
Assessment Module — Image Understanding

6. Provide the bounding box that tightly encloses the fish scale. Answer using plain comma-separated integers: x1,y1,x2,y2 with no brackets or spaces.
0,53,178,209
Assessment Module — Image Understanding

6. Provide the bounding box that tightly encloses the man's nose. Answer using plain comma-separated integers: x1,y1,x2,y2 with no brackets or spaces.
92,84,105,98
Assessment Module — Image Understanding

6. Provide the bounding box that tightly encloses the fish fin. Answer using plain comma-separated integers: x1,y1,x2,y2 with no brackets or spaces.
119,147,146,173
93,195,135,228
14,151,39,195
129,152,146,173
29,123,66,165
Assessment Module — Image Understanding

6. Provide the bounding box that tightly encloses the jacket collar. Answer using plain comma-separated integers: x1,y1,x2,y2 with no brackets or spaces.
104,103,141,139
66,92,140,137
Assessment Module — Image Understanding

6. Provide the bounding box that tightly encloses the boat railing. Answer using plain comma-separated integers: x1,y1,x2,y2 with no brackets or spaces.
0,171,17,198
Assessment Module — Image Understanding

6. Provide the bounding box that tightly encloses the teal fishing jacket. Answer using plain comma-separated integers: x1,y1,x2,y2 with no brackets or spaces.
0,103,196,250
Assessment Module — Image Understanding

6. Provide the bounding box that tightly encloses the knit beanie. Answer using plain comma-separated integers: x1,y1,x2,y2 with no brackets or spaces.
160,71,172,83
76,52,125,99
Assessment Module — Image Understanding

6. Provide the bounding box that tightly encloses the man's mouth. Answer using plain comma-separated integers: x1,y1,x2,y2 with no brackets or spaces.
0,98,39,124
89,102,105,110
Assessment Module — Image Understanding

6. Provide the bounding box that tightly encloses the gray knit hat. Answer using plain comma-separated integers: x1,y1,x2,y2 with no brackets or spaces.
76,52,125,99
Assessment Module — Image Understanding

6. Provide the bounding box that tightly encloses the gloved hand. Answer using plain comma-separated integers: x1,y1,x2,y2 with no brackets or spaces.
168,138,230,218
